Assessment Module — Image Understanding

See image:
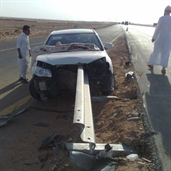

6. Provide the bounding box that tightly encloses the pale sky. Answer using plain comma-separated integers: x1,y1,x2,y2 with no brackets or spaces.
0,0,171,24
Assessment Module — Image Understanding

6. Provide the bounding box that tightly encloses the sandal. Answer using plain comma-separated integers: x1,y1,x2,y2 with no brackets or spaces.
161,69,166,74
148,65,154,70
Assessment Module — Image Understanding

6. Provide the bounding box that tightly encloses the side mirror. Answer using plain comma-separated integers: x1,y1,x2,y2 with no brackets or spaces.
104,42,114,50
33,46,41,53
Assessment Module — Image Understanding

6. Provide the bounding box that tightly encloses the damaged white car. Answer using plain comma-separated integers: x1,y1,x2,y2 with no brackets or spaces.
30,29,114,101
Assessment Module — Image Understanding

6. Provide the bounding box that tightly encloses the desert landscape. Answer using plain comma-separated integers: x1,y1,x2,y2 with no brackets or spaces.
0,17,159,171
0,17,114,42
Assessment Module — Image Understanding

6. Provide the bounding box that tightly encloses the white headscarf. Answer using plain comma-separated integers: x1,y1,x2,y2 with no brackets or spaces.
165,5,171,11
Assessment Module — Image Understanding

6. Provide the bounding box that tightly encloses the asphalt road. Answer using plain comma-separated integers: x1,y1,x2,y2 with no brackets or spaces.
126,25,171,171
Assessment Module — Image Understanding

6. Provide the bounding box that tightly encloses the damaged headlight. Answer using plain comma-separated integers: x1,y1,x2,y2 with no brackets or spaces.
33,66,52,77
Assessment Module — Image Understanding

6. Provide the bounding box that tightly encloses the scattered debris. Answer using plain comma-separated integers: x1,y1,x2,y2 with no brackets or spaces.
15,106,29,116
126,154,139,161
0,108,16,127
0,106,28,127
96,144,113,159
112,157,127,164
127,116,140,121
138,161,146,165
91,96,120,102
142,157,152,163
38,152,49,168
125,71,134,79
39,133,63,150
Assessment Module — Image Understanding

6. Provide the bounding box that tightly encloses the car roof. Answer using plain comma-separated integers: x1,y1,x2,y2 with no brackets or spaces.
50,29,95,35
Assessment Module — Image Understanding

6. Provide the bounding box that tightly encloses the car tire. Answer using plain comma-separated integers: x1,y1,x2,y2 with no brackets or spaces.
101,73,115,95
29,78,41,100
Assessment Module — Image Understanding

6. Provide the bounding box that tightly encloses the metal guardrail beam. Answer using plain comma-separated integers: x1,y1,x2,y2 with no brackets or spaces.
73,65,95,145
73,65,84,125
65,143,133,156
67,65,133,167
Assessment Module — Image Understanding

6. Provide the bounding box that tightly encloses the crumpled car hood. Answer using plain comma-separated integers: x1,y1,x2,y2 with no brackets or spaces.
36,51,108,65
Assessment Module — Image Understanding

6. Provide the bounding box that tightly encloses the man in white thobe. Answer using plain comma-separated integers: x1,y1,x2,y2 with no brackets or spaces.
148,5,171,74
17,25,31,83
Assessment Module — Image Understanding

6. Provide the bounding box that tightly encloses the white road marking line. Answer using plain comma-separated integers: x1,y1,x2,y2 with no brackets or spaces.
111,32,124,43
0,42,44,52
0,95,31,116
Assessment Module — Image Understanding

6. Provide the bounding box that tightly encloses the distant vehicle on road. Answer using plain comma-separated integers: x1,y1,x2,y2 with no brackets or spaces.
125,21,129,25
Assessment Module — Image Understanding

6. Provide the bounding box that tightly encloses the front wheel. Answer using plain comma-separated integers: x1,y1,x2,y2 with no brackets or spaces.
100,73,115,95
29,78,41,100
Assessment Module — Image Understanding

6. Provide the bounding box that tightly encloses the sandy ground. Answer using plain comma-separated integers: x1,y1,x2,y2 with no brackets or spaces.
0,18,157,171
